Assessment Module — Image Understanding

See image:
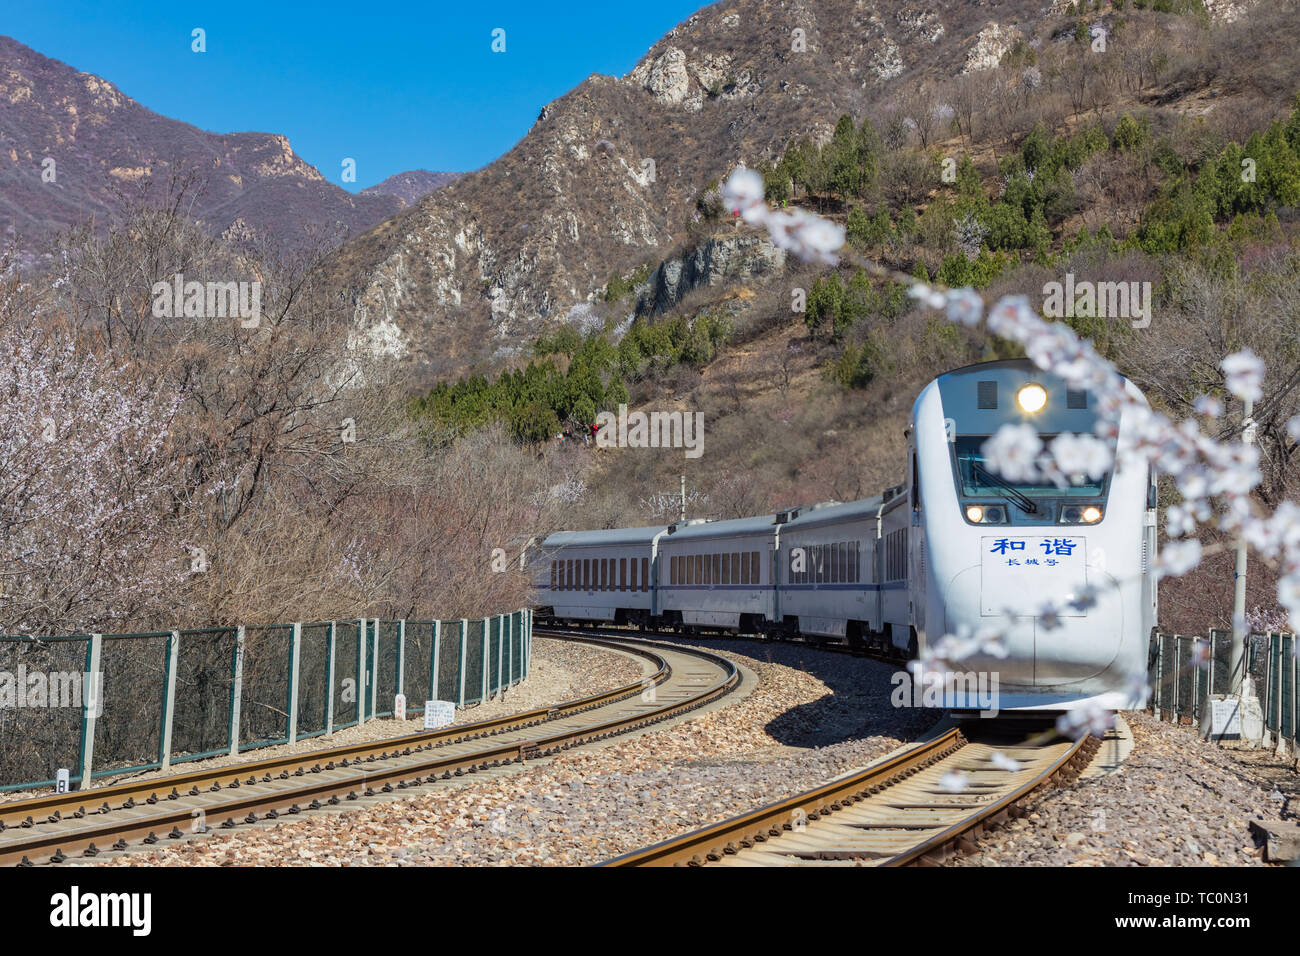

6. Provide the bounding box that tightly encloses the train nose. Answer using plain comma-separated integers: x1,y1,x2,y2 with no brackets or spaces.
942,565,1124,687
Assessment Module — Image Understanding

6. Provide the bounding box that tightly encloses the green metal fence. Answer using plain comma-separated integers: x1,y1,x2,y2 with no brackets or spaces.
1147,628,1297,750
0,609,533,791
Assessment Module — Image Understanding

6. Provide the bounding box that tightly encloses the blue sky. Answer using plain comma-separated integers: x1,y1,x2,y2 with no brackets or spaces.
3,1,711,191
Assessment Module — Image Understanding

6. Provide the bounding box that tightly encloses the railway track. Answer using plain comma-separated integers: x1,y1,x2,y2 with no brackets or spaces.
0,633,739,866
603,721,1099,867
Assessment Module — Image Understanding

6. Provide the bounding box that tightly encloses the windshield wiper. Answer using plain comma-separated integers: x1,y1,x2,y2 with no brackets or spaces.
973,462,1039,515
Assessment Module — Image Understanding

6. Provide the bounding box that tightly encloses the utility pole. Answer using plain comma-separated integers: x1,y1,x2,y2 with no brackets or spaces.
1230,397,1255,697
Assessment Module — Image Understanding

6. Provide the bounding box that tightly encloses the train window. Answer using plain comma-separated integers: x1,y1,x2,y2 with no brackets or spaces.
620,557,627,591
721,553,730,584
832,543,841,583
695,554,703,584
850,543,859,583
740,552,749,585
712,554,721,586
731,552,740,585
584,559,591,590
642,557,649,592
911,454,920,511
753,551,761,584
702,553,709,585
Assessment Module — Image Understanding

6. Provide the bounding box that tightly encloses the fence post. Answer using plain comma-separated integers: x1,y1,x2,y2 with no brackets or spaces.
396,619,406,702
507,613,514,686
497,615,505,696
326,622,336,735
78,633,103,790
229,626,245,757
287,623,301,744
526,609,532,678
1275,632,1284,746
370,618,380,720
356,620,366,726
1284,634,1294,754
481,618,489,702
430,620,441,705
160,630,180,770
458,619,467,707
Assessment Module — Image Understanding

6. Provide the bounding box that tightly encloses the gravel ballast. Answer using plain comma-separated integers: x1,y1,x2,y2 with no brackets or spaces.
93,638,935,866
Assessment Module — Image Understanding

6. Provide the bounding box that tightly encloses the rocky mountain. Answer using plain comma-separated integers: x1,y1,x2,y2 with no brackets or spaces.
339,0,1257,378
0,35,407,255
361,169,462,207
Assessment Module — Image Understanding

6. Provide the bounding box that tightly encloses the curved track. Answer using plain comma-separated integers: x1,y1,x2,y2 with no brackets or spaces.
1,633,739,866
603,722,1098,867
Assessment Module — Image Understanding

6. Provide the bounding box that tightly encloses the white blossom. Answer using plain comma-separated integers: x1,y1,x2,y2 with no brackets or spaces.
1158,539,1202,578
939,771,969,793
1056,702,1114,740
1194,395,1223,418
1221,349,1264,403
990,751,1022,772
981,423,1043,483
1048,432,1113,481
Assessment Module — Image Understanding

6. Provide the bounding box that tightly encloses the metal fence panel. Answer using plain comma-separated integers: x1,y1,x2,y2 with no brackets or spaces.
238,626,293,749
296,623,331,739
373,621,400,717
403,622,433,712
93,633,170,777
170,628,237,762
489,617,501,697
0,636,91,789
333,621,360,730
436,621,461,702
463,619,484,705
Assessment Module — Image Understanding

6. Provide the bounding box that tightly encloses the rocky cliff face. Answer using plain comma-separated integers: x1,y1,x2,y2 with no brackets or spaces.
640,232,786,316
0,35,405,256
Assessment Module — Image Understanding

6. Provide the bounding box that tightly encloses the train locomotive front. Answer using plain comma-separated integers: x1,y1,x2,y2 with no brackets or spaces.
910,359,1156,712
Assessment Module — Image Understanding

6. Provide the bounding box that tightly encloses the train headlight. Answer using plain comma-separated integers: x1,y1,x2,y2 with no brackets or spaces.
965,504,1005,523
1061,504,1103,524
1016,383,1048,413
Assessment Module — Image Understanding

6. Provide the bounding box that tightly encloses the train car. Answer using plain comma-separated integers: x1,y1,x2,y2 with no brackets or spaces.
909,358,1156,712
531,526,668,627
772,498,883,644
531,357,1156,713
656,515,779,632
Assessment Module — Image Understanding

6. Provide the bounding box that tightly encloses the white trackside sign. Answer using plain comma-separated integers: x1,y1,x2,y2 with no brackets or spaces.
424,700,455,729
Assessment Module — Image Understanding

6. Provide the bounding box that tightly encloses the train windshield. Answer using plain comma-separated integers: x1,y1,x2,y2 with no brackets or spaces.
952,435,1111,498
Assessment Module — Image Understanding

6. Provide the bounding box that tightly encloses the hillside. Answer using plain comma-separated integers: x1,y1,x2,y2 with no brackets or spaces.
0,35,414,257
338,0,1266,380
398,0,1300,635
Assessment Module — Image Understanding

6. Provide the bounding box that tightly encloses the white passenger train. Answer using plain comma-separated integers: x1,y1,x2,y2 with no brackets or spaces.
531,359,1157,712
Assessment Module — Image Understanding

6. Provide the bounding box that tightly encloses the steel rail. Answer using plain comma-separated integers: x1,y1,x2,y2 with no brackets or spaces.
2,634,740,866
602,726,1098,867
